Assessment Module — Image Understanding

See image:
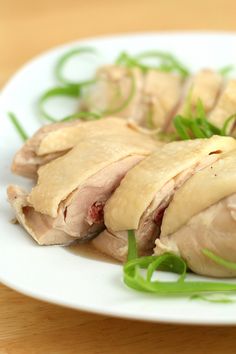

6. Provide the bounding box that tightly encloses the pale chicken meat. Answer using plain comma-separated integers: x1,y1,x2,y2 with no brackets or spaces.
82,65,144,124
8,134,159,245
141,70,183,129
178,69,223,116
93,136,236,261
11,117,153,179
155,149,236,277
11,120,76,179
82,65,184,129
208,80,236,131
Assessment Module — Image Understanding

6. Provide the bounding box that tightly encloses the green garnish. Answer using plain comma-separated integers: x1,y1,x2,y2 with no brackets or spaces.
219,65,234,76
190,294,234,303
123,232,236,295
8,112,28,141
127,230,138,261
221,114,236,135
55,47,98,86
172,98,236,140
203,249,236,271
173,115,192,140
136,51,190,78
116,50,190,77
116,51,137,68
38,86,81,122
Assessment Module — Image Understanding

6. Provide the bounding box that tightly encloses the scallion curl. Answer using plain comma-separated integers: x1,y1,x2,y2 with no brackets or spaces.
123,231,236,295
55,47,98,86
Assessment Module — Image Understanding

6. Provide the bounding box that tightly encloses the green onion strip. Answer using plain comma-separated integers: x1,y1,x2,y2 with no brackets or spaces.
190,294,234,304
102,70,136,116
123,231,236,295
203,249,236,271
172,98,236,140
8,112,28,141
38,86,81,122
116,50,190,78
55,47,98,86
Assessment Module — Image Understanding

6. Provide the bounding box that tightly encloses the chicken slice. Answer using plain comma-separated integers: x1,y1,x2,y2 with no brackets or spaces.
141,70,183,129
178,69,223,115
8,134,158,245
11,120,77,179
156,195,236,278
12,117,152,179
82,65,185,129
7,185,75,245
208,80,236,131
93,136,236,261
155,150,236,277
82,65,144,124
160,149,236,237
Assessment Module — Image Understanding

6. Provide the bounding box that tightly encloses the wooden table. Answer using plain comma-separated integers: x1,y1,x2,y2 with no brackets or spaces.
1,1,236,352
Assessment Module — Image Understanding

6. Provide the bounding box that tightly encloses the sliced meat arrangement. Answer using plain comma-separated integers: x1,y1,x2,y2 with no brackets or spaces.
12,117,153,179
82,65,184,129
81,65,144,124
93,136,236,261
8,134,159,245
156,149,236,278
83,65,236,134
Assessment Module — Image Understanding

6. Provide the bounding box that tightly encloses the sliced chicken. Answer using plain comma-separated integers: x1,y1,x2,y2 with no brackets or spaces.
82,65,144,124
82,65,184,129
7,186,75,245
12,117,153,179
208,80,236,131
156,150,236,277
8,134,159,245
93,136,236,261
11,120,77,179
178,69,223,115
141,70,183,129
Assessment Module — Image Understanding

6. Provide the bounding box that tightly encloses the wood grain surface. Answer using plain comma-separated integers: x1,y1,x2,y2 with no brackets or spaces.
1,1,236,353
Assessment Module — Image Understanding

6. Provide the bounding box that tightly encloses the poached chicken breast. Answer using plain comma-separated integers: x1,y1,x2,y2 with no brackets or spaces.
155,149,236,277
12,117,154,179
83,65,184,129
8,134,159,245
93,136,236,261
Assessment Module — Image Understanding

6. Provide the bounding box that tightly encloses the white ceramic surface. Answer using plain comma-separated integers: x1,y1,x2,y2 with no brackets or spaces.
1,32,236,325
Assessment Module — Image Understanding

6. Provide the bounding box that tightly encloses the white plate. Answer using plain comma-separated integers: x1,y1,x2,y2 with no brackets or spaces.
1,32,236,325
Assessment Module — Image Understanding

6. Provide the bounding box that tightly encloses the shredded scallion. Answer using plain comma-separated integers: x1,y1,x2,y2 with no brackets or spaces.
123,232,236,295
203,249,236,271
8,112,28,141
55,47,98,86
38,86,81,122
